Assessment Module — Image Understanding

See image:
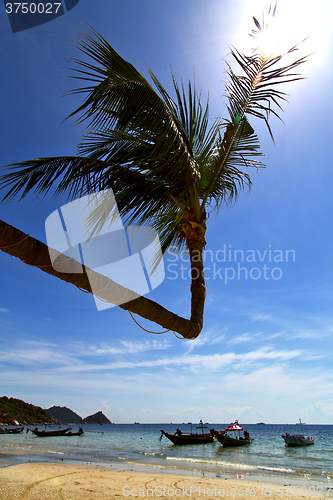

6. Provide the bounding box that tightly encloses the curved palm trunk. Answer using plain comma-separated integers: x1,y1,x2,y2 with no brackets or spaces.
181,213,207,333
0,219,202,339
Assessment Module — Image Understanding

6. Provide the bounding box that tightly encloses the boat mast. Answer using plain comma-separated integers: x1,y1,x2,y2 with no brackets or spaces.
299,418,305,434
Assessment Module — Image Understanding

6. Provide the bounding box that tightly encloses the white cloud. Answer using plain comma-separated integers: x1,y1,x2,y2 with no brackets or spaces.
252,313,272,321
120,339,172,353
2,353,333,423
0,333,331,423
101,400,112,410
0,345,79,367
0,338,311,373
69,339,172,357
40,345,308,374
305,402,333,416
226,332,261,345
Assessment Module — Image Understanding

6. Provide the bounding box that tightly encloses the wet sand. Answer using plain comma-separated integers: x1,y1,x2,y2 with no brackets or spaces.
0,462,331,499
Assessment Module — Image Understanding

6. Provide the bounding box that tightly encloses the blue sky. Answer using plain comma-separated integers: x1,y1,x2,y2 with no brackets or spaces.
1,0,333,424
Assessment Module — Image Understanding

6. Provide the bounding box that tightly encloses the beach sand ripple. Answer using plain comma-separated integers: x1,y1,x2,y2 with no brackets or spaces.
0,463,327,500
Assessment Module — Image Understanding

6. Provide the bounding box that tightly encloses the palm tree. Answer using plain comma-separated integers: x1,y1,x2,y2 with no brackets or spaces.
0,6,308,339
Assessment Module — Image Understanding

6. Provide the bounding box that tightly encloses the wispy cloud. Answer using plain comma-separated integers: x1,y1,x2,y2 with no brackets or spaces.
120,339,172,353
0,338,173,368
0,337,315,374
70,339,172,357
226,332,261,345
0,343,80,367
183,328,228,354
305,402,333,416
3,362,333,424
0,308,10,313
40,345,310,374
0,333,331,424
139,405,258,420
252,313,272,321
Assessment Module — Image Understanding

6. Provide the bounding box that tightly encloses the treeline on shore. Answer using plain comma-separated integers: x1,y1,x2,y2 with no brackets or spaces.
0,396,56,425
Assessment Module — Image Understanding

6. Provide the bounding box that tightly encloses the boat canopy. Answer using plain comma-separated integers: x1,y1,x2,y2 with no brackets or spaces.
225,420,243,432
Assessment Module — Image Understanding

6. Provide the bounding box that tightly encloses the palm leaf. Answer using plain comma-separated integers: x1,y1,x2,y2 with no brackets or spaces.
200,9,308,209
67,25,200,181
0,15,308,255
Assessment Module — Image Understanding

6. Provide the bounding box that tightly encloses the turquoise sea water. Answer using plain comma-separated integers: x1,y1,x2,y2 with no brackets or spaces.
1,423,333,484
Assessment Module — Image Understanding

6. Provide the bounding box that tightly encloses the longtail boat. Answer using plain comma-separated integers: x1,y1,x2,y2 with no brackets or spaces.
0,426,24,434
27,426,84,437
160,420,215,445
215,420,253,447
66,427,84,436
282,419,314,447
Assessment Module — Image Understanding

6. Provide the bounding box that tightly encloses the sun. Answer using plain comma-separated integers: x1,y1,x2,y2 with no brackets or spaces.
235,0,332,63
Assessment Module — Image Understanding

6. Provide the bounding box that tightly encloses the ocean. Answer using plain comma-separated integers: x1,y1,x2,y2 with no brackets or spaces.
1,423,333,485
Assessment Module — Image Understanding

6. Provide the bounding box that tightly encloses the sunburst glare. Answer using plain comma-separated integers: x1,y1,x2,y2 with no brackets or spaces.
235,0,332,66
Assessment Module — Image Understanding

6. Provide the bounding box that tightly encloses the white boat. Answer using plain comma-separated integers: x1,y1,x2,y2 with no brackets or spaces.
282,419,314,447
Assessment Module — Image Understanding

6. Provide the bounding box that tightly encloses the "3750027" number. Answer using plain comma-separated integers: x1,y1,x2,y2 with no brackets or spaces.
5,3,62,14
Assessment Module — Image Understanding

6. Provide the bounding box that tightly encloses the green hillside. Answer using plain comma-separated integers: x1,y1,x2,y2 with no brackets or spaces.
46,406,83,424
0,396,56,425
83,411,112,424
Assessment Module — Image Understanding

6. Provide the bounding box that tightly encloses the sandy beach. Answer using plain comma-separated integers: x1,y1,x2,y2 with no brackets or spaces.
0,462,332,500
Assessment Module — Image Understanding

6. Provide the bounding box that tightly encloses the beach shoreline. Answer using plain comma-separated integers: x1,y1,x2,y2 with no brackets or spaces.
1,462,333,500
2,451,333,496
0,424,329,485
2,423,333,499
0,450,324,484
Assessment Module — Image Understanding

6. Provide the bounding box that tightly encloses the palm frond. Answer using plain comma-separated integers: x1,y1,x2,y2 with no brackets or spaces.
226,46,307,140
200,9,308,209
67,24,200,182
0,14,308,258
0,156,101,201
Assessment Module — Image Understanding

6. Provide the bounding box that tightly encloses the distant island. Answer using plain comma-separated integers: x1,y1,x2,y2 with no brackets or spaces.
0,396,113,426
46,406,113,425
44,405,82,424
82,411,112,425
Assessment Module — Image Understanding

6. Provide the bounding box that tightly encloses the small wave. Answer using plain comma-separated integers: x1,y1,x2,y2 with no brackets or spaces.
139,452,166,458
166,456,254,469
126,461,165,469
257,465,294,474
166,456,294,474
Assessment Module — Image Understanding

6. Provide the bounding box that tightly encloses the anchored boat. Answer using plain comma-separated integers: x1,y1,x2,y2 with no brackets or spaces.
215,420,253,447
282,419,314,447
0,426,24,434
27,426,84,437
160,420,216,445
